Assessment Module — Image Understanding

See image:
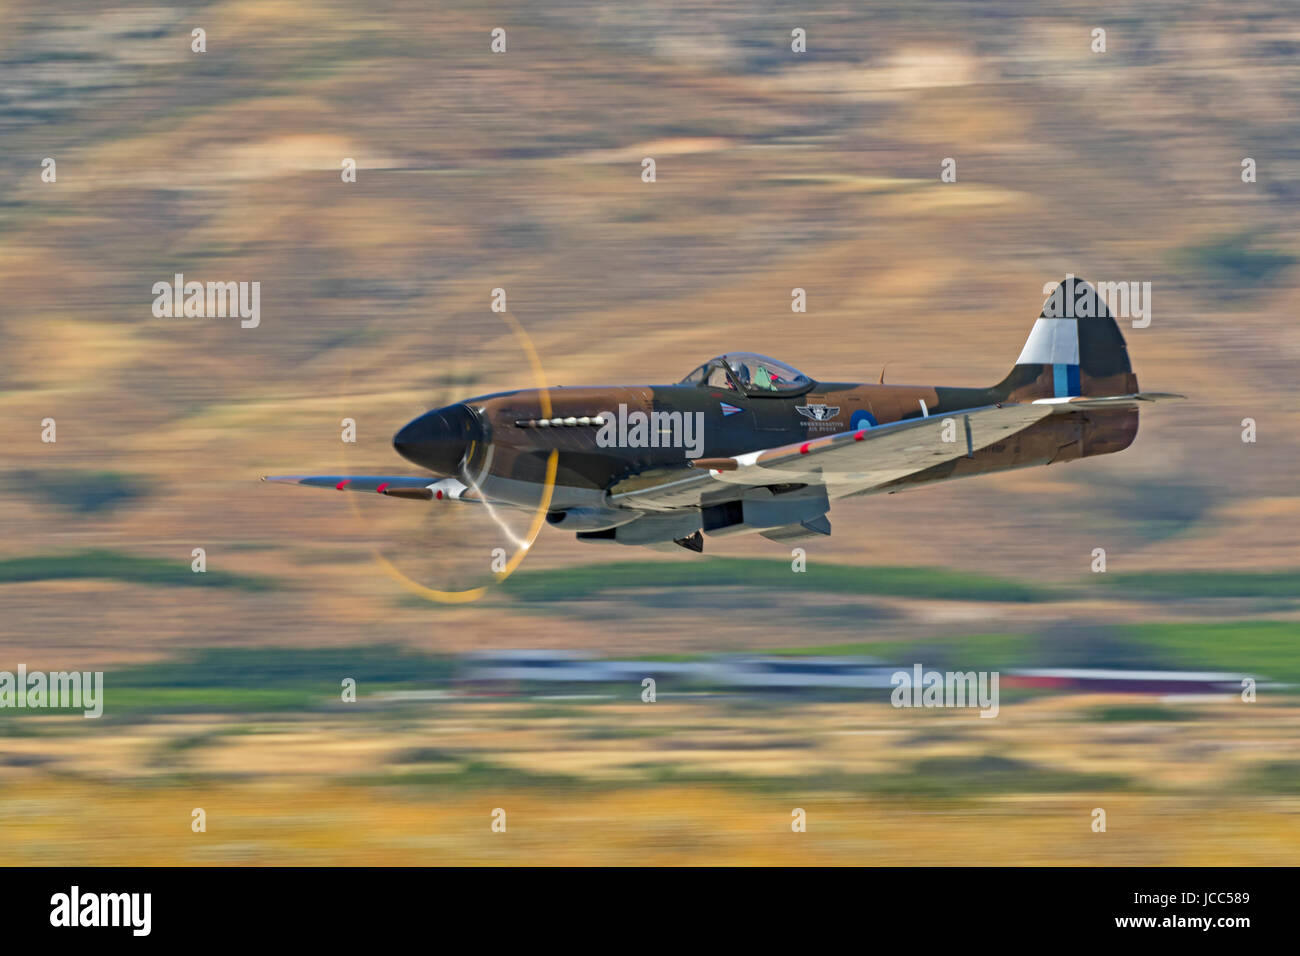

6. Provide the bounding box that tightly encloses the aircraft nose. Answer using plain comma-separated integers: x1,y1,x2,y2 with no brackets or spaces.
393,403,484,476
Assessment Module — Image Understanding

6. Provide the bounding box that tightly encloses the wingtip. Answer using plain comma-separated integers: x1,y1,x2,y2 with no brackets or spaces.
1135,392,1187,402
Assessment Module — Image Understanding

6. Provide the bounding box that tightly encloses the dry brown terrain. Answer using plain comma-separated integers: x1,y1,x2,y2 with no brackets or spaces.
4,694,1299,865
1,0,1297,863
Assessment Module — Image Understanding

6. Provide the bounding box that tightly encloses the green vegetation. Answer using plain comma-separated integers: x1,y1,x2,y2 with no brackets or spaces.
8,469,150,514
1090,705,1198,723
1102,570,1300,600
755,620,1300,687
1172,231,1296,286
354,759,598,793
888,755,1130,796
1242,761,1300,795
359,753,1130,797
98,688,312,715
148,728,251,768
1121,621,1300,685
1077,477,1216,544
49,646,457,716
501,559,1054,603
0,551,274,591
390,747,462,765
765,633,1038,668
573,725,671,741
1,617,1292,724
113,646,453,688
645,755,1131,797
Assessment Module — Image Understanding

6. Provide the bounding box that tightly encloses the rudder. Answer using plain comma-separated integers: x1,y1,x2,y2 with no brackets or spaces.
993,277,1139,402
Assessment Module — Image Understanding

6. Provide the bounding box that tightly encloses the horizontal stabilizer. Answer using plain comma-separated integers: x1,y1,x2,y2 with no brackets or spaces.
1032,392,1185,410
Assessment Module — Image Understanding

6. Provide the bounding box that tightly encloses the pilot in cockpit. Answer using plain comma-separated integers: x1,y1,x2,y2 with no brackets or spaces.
728,358,780,391
681,354,811,394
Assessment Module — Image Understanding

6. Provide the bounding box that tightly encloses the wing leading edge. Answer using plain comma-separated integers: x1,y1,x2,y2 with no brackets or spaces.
609,399,1101,512
261,475,477,501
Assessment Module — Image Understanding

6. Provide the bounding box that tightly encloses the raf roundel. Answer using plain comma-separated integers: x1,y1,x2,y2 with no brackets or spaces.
850,410,877,431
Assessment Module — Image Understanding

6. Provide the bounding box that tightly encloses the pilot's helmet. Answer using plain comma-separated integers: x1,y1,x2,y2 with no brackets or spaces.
728,360,751,385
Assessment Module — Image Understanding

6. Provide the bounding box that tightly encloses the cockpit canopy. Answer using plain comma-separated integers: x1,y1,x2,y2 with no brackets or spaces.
679,352,814,396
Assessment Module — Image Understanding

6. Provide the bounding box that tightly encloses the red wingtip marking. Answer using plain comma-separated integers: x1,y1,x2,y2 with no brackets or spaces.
436,490,444,500
799,443,810,454
854,430,865,441
376,482,389,494
335,479,351,490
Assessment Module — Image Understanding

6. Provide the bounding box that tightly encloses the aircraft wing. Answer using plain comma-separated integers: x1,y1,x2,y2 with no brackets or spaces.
609,392,1182,512
609,401,1060,512
261,474,480,501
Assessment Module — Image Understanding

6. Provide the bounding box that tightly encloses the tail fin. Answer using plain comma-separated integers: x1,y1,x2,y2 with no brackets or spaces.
993,277,1139,402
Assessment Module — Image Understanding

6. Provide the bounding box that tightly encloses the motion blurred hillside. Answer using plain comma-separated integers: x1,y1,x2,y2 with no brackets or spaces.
1,1,1297,656
2,0,1299,867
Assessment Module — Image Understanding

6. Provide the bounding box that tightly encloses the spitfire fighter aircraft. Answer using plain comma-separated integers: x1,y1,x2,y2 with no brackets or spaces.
266,279,1180,553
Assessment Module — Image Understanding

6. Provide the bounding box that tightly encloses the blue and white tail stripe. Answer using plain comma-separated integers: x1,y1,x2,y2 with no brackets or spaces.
1016,316,1081,397
1052,362,1080,397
